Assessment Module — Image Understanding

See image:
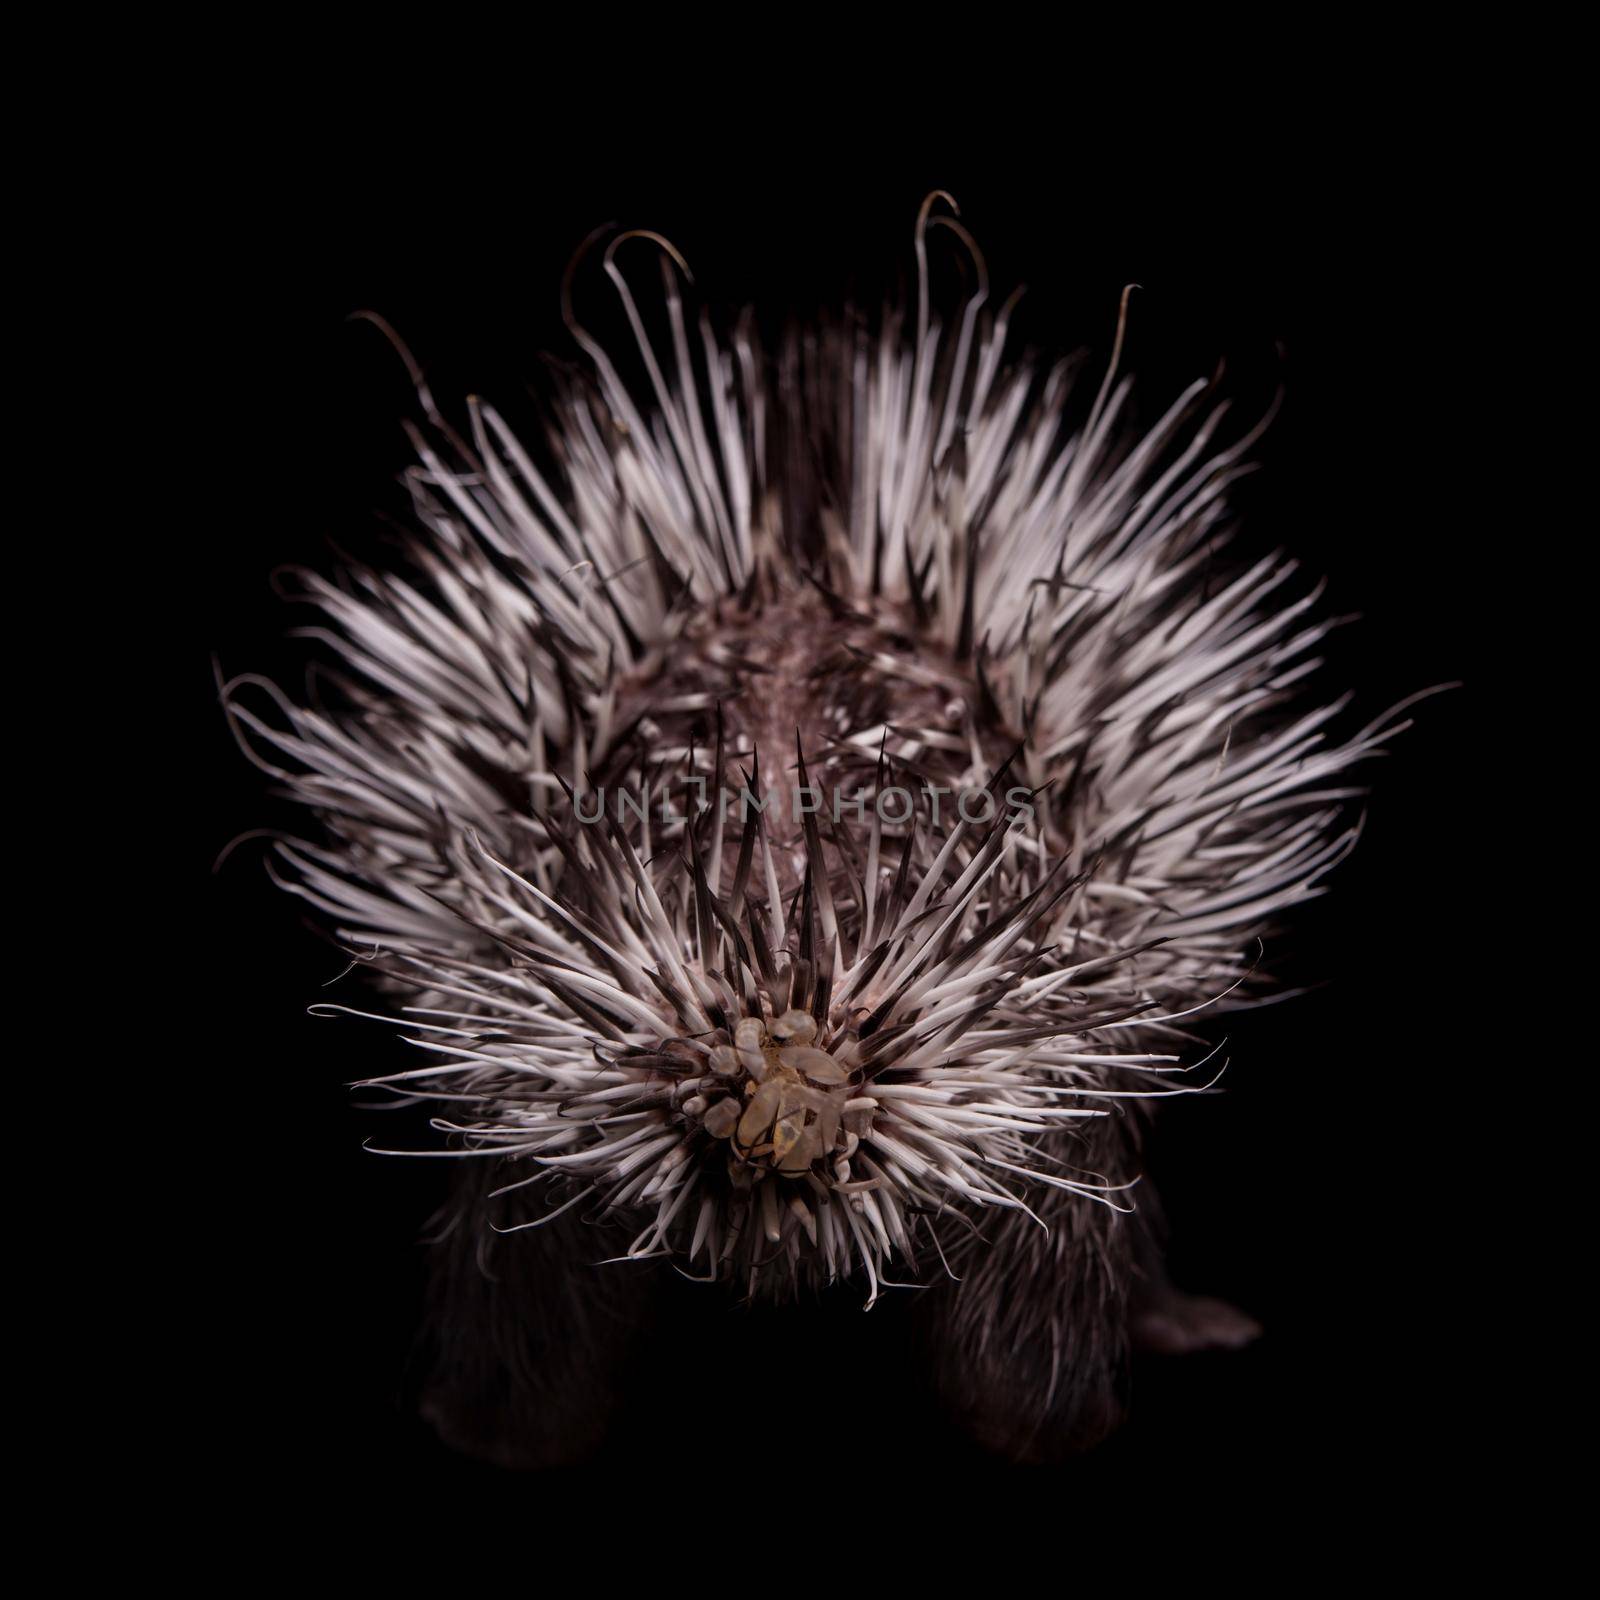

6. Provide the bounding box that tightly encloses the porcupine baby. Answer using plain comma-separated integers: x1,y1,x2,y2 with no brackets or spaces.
223,196,1409,1464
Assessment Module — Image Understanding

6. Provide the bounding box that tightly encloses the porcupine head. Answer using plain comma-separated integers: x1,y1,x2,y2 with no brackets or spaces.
223,195,1411,1464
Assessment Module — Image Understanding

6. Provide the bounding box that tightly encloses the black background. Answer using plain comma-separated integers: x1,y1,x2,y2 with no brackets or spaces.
189,138,1485,1501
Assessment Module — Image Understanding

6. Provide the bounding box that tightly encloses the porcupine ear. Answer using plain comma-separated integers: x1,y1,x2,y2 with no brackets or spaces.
413,1161,661,1469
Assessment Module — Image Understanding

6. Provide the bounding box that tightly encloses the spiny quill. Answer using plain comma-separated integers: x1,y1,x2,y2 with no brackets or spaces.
223,194,1419,1308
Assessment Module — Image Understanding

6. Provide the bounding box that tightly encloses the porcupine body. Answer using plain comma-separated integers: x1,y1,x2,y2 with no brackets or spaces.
225,198,1407,1463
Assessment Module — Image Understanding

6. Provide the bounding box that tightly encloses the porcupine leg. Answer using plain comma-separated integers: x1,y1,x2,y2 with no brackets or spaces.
1126,1233,1263,1355
916,1113,1147,1461
1109,1165,1262,1355
415,1161,659,1468
917,1104,1263,1461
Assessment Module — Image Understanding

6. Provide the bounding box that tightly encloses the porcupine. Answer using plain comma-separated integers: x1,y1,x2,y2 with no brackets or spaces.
221,193,1417,1464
